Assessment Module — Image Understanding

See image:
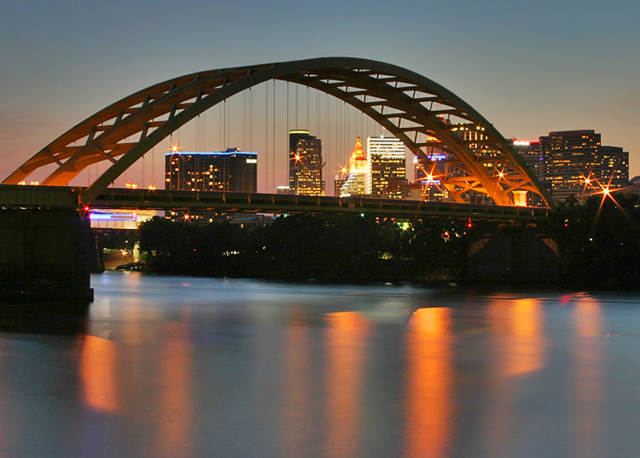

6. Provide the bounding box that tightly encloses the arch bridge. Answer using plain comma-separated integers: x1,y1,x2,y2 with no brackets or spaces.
3,57,552,209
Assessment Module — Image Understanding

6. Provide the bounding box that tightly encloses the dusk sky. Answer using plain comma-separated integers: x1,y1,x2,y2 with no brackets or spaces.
1,0,639,188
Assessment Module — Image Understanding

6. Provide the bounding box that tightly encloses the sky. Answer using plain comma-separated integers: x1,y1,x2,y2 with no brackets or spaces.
1,0,639,191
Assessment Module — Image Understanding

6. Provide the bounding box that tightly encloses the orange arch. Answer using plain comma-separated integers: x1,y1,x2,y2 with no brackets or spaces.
3,57,552,207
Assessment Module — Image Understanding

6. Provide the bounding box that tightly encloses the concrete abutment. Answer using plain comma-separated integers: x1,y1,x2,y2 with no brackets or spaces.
0,208,94,301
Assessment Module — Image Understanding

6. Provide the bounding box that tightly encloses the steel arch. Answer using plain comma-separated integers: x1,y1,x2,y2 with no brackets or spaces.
3,57,553,207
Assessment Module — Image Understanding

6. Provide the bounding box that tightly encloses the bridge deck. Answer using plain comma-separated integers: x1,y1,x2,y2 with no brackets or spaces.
0,185,550,220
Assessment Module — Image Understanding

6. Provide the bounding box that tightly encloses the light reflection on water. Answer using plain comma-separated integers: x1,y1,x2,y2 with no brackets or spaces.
1,272,640,457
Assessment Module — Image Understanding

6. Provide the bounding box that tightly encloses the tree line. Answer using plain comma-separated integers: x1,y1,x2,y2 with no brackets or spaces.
138,213,468,283
136,192,640,289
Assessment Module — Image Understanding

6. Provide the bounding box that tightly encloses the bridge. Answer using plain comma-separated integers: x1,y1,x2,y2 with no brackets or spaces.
1,184,550,220
0,57,555,301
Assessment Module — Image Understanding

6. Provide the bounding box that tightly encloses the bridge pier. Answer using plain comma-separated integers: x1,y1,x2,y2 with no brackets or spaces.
467,225,560,285
0,208,94,301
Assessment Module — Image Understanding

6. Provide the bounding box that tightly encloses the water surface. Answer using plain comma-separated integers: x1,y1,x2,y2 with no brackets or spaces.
1,272,640,457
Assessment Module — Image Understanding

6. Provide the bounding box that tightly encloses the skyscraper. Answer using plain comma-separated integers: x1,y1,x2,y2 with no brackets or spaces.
288,129,325,196
539,130,628,202
339,137,367,197
511,139,546,206
366,136,406,198
414,136,449,201
450,123,501,204
165,148,257,192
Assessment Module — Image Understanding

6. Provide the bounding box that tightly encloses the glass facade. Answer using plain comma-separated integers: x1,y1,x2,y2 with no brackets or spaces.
339,137,367,197
288,129,325,196
165,149,257,192
366,136,406,198
539,130,628,202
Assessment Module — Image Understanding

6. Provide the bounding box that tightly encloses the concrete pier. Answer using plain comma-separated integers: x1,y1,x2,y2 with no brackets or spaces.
0,208,94,301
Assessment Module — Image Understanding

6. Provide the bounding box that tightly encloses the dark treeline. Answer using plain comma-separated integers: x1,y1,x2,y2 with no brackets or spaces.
550,192,640,290
137,192,640,289
139,214,468,282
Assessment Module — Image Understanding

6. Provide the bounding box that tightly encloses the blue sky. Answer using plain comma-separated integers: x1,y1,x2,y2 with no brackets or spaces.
1,0,638,185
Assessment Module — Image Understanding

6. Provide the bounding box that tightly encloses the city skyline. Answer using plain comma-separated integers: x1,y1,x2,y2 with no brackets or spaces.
1,0,638,191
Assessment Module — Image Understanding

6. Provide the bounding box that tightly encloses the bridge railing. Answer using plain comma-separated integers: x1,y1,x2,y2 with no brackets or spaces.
0,185,550,220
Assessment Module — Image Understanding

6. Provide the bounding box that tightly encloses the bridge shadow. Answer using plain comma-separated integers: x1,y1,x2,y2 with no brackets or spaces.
0,301,89,335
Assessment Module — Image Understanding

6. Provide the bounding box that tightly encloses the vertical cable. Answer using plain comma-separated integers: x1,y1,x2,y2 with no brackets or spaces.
272,79,276,192
265,81,269,191
307,77,318,131
152,145,155,189
286,82,290,191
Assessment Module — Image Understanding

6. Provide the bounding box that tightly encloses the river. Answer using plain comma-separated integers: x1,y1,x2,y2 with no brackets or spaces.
1,272,640,457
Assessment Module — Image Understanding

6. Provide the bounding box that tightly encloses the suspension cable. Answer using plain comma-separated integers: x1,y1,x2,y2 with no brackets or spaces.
272,79,276,193
265,81,269,191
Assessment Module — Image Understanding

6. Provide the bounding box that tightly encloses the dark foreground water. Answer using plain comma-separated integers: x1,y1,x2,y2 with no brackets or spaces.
1,272,640,458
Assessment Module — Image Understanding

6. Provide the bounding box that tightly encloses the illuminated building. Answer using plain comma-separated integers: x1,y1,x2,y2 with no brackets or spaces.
511,139,546,206
414,136,449,201
288,129,325,196
539,130,628,202
450,123,499,204
165,148,257,192
89,209,158,230
595,146,629,186
414,157,449,202
366,136,406,198
334,177,346,197
339,137,367,197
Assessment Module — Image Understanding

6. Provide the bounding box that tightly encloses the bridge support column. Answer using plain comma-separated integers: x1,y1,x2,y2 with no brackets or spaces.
467,225,560,285
0,208,94,301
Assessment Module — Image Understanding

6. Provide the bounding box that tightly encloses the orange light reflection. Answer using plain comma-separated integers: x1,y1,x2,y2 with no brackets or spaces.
325,312,369,458
508,298,545,376
404,307,453,457
81,335,118,413
485,298,545,456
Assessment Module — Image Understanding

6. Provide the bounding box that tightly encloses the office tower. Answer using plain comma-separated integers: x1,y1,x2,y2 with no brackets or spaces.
339,137,367,197
288,129,325,196
366,136,406,198
165,148,257,192
511,139,546,206
334,177,346,197
539,130,628,202
450,123,501,204
414,155,449,202
288,129,311,191
413,136,449,201
595,146,629,187
511,139,544,181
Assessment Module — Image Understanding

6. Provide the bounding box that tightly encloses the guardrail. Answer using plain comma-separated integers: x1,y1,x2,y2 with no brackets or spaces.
0,185,550,220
